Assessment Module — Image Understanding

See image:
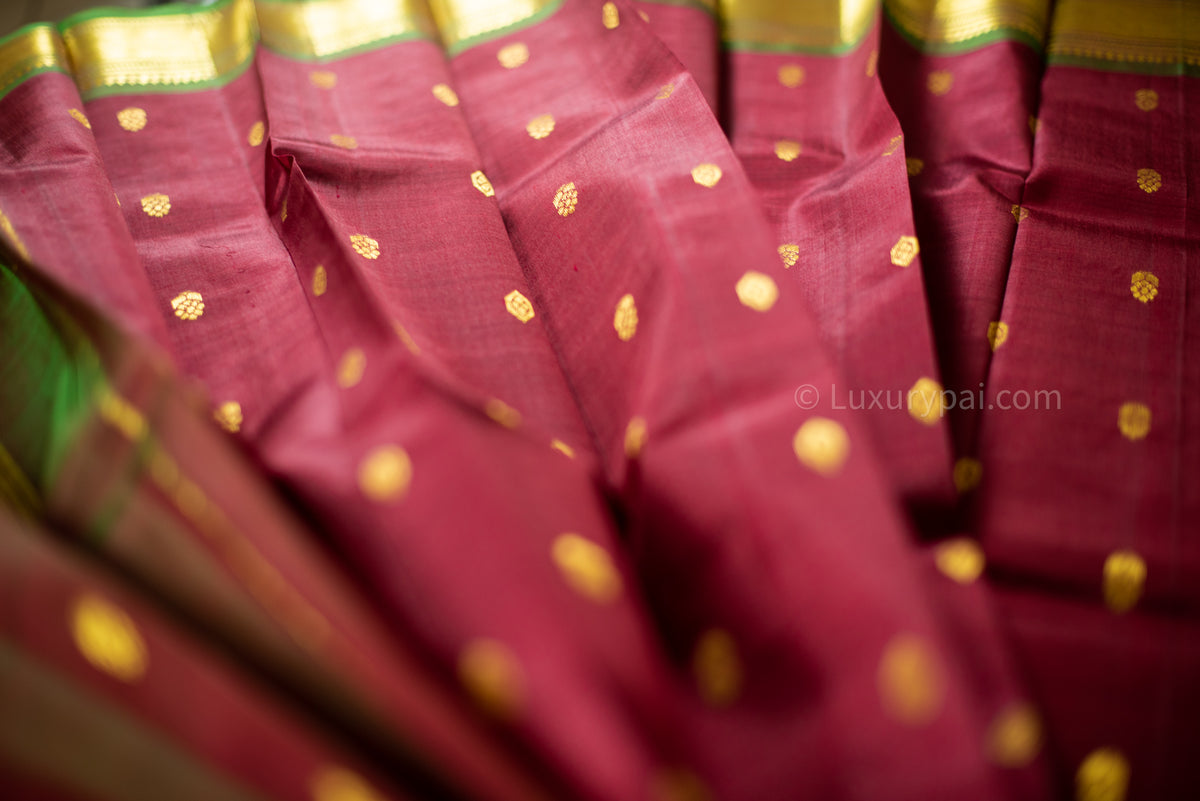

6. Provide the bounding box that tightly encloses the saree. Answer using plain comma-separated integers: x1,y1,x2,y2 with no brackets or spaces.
0,0,1197,799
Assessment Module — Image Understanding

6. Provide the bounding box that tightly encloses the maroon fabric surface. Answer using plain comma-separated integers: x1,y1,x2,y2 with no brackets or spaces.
0,1,1196,800
447,3,1029,799
973,62,1200,798
727,21,954,513
80,66,324,448
634,2,719,114
997,587,1200,801
877,27,1046,454
257,42,592,450
0,74,169,349
58,42,695,801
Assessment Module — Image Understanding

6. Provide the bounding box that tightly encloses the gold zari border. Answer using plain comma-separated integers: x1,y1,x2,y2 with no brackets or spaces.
257,0,435,61
883,0,1049,51
1048,0,1200,72
0,25,69,100
719,0,878,53
61,0,257,97
18,0,1195,100
429,0,561,51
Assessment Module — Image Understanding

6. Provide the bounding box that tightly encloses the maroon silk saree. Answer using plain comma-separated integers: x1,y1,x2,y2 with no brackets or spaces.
1,1,1197,800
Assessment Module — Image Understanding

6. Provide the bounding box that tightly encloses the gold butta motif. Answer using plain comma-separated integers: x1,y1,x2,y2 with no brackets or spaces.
1130,271,1158,303
141,193,171,217
170,290,204,320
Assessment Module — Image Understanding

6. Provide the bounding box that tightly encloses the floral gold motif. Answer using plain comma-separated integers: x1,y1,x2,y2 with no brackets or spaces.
309,70,337,89
778,243,799,267
987,704,1042,768
655,83,674,100
625,416,647,458
987,321,1008,351
71,595,147,682
927,70,953,95
1028,115,1041,134
878,633,943,725
735,271,778,312
774,139,801,161
504,290,535,323
550,438,575,458
313,265,328,296
141,193,171,218
248,120,265,146
213,401,242,433
882,134,903,156
1076,748,1130,801
614,293,638,340
1117,402,1151,441
472,170,495,197
350,234,380,259
1130,271,1158,303
68,108,91,129
329,134,358,149
357,444,411,501
778,64,804,87
1136,168,1162,193
693,629,741,707
337,348,366,388
170,290,204,321
485,398,521,429
432,83,459,106
1134,88,1157,111
890,235,919,267
459,639,524,718
311,767,387,801
526,114,555,140
691,163,722,188
552,533,622,602
906,157,924,176
1011,204,1029,222
553,182,578,216
793,417,849,475
934,537,984,583
866,49,878,77
117,107,147,131
907,377,944,425
497,42,529,68
602,1,620,29
1103,550,1146,613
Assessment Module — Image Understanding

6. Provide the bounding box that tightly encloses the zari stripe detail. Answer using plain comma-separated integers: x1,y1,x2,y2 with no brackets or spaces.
0,441,42,520
429,0,563,53
60,0,257,98
1047,0,1200,76
718,0,878,54
883,0,1050,54
0,24,70,102
256,0,436,61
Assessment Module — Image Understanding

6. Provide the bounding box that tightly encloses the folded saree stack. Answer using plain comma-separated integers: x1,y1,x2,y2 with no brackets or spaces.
0,1,1195,799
